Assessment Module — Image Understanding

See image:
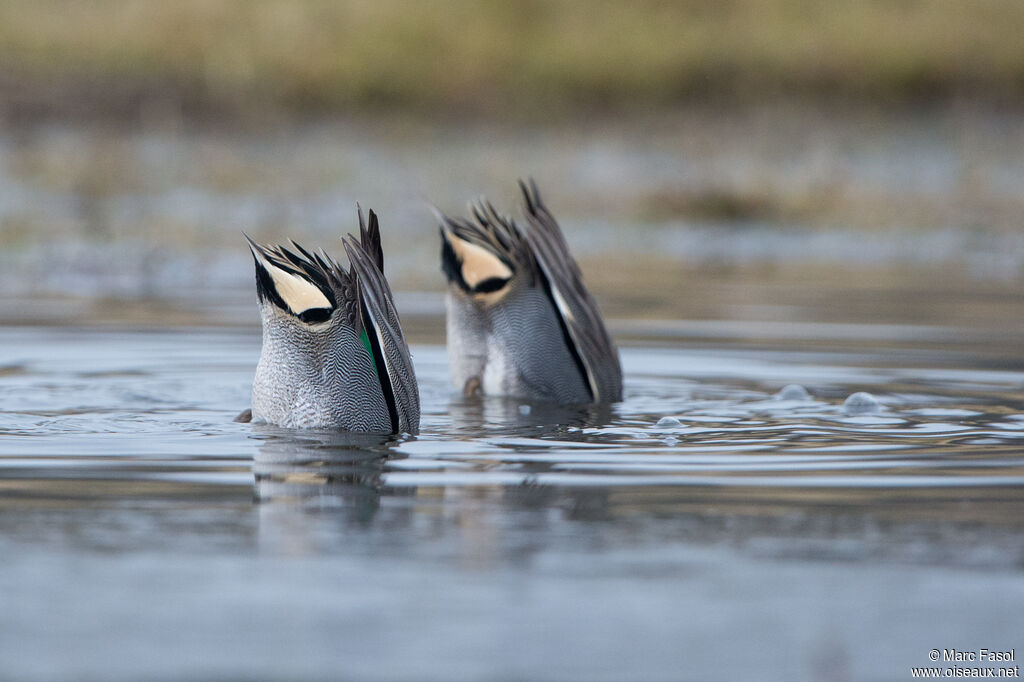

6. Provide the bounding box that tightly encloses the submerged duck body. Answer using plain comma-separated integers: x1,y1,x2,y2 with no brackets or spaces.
438,180,622,404
247,209,419,433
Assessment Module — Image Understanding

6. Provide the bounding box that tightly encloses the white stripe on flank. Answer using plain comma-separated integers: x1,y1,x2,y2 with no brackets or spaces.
372,314,393,386
550,285,576,324
550,282,599,401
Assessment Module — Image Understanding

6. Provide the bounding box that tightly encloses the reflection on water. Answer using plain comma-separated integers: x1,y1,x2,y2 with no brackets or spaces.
253,428,392,519
248,363,1024,566
1,325,1023,680
446,394,615,435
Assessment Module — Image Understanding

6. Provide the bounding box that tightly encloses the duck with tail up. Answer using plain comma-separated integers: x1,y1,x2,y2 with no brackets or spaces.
437,179,622,405
241,208,419,433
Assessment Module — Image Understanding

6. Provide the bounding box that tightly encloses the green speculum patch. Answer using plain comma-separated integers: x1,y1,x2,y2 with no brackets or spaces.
360,329,379,379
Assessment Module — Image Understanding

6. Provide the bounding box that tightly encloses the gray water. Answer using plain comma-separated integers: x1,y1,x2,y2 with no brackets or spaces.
2,323,1023,681
2,111,1023,680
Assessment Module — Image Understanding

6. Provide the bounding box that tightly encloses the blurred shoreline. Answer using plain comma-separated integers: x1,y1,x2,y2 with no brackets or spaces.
1,1,1024,126
2,2,1022,347
1,105,1022,339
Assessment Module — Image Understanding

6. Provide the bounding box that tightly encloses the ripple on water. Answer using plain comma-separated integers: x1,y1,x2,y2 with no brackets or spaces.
2,330,1024,518
2,328,1024,682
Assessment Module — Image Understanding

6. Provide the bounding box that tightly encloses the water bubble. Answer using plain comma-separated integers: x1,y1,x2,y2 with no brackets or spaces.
656,416,682,428
844,392,881,414
775,384,811,401
518,405,531,415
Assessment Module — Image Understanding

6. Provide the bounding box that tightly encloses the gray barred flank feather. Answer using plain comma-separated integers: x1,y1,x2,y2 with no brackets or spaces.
253,316,391,431
246,208,420,433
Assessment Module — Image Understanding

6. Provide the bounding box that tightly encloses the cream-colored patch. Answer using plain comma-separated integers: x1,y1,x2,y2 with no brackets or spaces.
445,231,512,289
256,251,331,314
472,288,511,307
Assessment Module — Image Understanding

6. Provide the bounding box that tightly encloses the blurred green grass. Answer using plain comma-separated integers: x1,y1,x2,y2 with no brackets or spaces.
1,0,1023,120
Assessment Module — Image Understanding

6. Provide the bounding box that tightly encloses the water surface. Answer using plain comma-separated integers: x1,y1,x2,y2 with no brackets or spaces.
2,324,1022,681
2,109,1023,680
